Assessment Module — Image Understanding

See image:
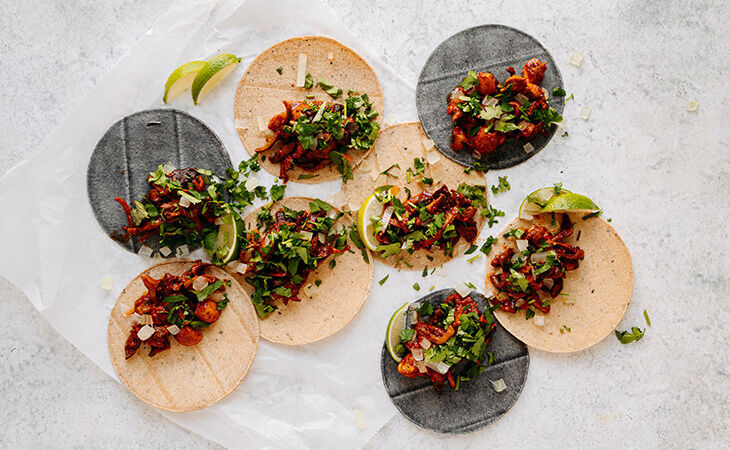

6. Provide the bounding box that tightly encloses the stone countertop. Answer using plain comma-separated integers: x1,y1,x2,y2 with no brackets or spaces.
0,0,727,448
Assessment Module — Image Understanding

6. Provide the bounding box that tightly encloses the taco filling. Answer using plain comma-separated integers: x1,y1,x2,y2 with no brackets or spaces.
256,94,380,182
396,292,497,393
123,260,230,359
114,165,227,249
371,184,487,258
238,200,352,318
489,217,584,318
446,58,563,156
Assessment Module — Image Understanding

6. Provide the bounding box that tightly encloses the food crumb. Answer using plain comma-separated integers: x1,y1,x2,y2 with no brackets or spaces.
353,409,367,429
579,106,591,120
569,50,584,67
686,101,698,112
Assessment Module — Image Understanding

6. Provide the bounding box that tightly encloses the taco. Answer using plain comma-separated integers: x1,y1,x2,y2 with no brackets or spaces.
485,213,633,353
228,197,373,345
340,122,488,269
108,260,259,412
234,36,384,183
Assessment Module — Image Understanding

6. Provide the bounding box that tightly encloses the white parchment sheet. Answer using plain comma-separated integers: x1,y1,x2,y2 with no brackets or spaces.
0,0,491,447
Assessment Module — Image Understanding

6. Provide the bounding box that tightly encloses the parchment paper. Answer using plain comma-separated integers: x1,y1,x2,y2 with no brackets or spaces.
0,0,492,447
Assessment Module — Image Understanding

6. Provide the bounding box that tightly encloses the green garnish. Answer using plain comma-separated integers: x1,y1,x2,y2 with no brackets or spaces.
413,283,421,291
615,327,645,344
482,205,505,227
276,66,283,75
643,309,651,327
582,210,603,220
490,176,510,194
303,73,313,89
379,274,389,285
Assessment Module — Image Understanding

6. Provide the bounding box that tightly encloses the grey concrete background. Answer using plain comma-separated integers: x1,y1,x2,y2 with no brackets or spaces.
1,0,728,448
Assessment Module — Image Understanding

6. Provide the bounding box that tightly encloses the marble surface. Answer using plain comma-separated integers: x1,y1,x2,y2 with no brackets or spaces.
1,0,728,448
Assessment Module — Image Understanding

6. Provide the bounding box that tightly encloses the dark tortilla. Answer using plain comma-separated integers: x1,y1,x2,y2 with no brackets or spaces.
416,24,564,170
87,108,232,254
381,289,529,434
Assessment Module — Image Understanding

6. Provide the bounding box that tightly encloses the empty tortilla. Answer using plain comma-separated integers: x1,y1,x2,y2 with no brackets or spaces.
108,260,259,412
484,215,633,352
340,122,487,269
87,108,232,254
230,197,374,345
234,36,384,183
416,25,564,170
381,288,529,434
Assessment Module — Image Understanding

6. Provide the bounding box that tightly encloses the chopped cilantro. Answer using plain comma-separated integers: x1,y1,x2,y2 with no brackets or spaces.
276,66,283,75
378,274,389,285
490,176,511,194
615,327,645,344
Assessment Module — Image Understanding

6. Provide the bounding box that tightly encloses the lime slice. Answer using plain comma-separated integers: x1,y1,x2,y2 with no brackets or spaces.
540,193,599,214
191,54,241,105
386,302,410,362
518,186,572,220
210,213,240,264
357,193,384,251
163,61,206,103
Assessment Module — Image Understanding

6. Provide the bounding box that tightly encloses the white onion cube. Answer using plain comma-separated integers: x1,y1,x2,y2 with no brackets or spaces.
192,276,209,292
179,195,191,208
516,239,529,252
523,143,535,154
533,315,546,327
411,348,424,361
244,176,259,191
569,51,584,67
579,106,591,120
137,325,155,341
327,52,334,61
491,378,508,392
159,246,172,257
162,162,176,174
100,276,114,291
295,53,307,87
426,150,441,165
455,283,472,297
137,245,153,258
235,262,248,274
176,245,189,257
166,325,180,335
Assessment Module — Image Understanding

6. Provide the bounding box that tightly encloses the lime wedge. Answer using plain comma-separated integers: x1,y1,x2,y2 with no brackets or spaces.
518,186,572,220
540,193,600,214
163,61,206,103
191,54,241,105
209,213,240,265
357,193,384,251
386,302,410,362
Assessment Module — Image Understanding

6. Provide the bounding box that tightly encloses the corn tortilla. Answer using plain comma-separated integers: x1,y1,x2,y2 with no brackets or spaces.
484,215,633,353
230,197,374,345
341,122,487,269
108,261,259,412
234,36,384,183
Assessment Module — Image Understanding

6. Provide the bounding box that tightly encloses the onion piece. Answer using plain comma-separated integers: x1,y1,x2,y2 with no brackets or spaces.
425,361,451,374
569,50,584,67
327,52,334,61
530,252,548,263
100,275,114,291
533,315,546,327
482,96,498,107
235,262,248,274
295,53,307,87
175,245,189,257
579,106,591,120
137,245,153,258
353,409,366,429
542,278,555,290
296,231,313,241
415,360,427,373
523,143,535,154
159,246,172,257
455,283,472,297
516,239,529,252
137,325,155,341
422,138,435,151
161,162,176,174
192,276,209,292
490,378,508,392
411,348,424,361
244,176,259,191
129,313,142,326
179,195,192,209
686,101,699,112
515,93,529,104
562,294,575,305
166,325,180,335
420,338,431,350
381,206,394,227
409,310,418,324
425,149,441,165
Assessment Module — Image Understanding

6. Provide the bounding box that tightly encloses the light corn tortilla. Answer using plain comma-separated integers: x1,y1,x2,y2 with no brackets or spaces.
340,122,488,269
108,261,260,412
234,36,384,183
484,214,633,353
231,197,374,345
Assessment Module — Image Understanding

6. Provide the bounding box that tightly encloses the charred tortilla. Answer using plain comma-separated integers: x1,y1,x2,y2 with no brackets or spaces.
485,215,633,352
108,260,259,412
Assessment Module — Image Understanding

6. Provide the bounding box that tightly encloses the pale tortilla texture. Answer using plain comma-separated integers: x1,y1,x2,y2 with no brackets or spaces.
484,215,633,353
231,197,374,345
234,36,384,183
340,122,487,270
108,261,260,412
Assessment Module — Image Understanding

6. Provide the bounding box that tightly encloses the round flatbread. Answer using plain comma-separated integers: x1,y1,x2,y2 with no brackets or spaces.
108,261,259,412
88,109,232,255
340,122,487,269
416,25,564,170
381,289,529,434
234,36,384,183
485,215,633,352
231,197,374,345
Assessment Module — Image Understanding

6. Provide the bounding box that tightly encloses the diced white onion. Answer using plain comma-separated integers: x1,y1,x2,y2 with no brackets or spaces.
353,409,366,430
510,253,521,264
226,260,239,269
411,348,424,361
490,378,508,392
234,118,247,130
179,195,192,208
141,314,153,325
162,162,176,174
482,96,498,107
297,231,313,241
166,324,180,335
100,275,114,290
209,292,224,302
409,310,418,324
455,283,472,297
542,278,555,290
129,313,141,325
137,325,155,341
420,338,431,350
523,143,535,154
327,52,334,61
686,101,698,112
138,245,153,258
422,138,435,151
516,239,529,252
176,245,189,257
425,149,441,165
533,315,546,327
235,262,248,274
569,50,584,67
542,87,550,98
159,246,172,257
415,360,427,373
515,93,529,104
244,176,259,191
530,252,547,263
295,53,307,87
192,276,209,292
579,106,591,120
425,361,451,375
381,206,394,226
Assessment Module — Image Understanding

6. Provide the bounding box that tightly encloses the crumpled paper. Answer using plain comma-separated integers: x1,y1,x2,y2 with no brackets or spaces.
0,0,490,447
